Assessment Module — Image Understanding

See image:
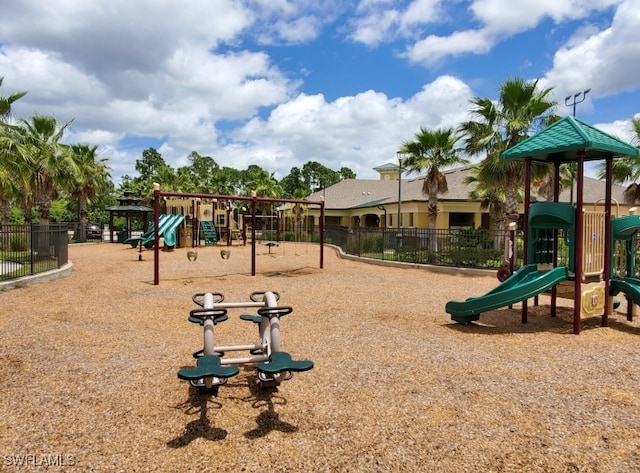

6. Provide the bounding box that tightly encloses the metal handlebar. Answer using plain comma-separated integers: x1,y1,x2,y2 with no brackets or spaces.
250,291,280,302
257,306,293,318
189,307,228,321
192,292,224,307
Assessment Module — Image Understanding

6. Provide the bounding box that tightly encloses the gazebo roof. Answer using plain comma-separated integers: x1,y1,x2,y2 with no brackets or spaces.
105,204,153,212
502,116,639,163
106,191,152,213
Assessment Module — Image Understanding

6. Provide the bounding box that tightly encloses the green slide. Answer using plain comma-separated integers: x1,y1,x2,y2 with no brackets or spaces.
612,215,640,239
609,215,640,308
163,228,177,248
610,277,640,307
143,214,184,249
445,264,569,323
124,215,168,248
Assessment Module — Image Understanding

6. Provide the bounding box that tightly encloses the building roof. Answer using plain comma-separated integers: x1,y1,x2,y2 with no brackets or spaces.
502,116,640,163
105,204,153,212
308,166,629,210
372,162,401,172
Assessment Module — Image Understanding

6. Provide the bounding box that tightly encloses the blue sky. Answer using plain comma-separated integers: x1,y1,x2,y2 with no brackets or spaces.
1,0,638,184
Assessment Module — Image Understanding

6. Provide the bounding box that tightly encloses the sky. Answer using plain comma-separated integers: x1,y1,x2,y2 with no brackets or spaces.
1,0,639,185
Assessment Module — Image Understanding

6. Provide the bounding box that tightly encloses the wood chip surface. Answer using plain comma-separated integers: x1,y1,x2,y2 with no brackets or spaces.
1,242,640,472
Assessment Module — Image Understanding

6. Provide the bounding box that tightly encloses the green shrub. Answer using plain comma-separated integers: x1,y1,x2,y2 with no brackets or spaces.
360,235,383,253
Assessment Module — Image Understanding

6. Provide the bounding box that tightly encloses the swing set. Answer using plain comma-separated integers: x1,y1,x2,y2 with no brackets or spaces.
149,186,325,285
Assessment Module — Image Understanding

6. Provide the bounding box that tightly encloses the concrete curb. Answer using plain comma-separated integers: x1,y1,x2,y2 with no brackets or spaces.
0,261,73,292
327,244,496,278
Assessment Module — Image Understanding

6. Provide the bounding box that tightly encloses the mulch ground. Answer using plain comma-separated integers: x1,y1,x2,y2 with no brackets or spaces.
1,241,640,472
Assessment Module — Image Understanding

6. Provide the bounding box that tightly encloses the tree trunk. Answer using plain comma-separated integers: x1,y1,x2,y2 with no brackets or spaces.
428,193,438,252
36,199,52,258
491,211,506,251
0,198,10,225
77,195,88,243
505,184,520,225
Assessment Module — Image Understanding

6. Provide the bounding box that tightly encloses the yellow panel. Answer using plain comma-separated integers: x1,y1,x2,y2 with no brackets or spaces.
582,210,606,276
581,281,605,317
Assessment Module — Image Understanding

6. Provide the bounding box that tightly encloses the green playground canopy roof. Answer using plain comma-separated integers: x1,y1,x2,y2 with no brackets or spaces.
502,115,639,163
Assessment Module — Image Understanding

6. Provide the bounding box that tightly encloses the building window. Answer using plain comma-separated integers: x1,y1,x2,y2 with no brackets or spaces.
449,212,474,229
409,213,414,227
390,215,393,227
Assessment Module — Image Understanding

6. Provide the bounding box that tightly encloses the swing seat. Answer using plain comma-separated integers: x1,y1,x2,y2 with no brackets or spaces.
257,351,313,375
264,241,279,254
178,355,239,380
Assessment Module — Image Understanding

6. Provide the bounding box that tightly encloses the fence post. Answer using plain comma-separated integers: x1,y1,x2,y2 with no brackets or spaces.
30,223,35,275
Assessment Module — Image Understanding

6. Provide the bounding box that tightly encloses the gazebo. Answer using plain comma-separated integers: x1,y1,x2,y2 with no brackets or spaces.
502,115,640,334
106,191,153,243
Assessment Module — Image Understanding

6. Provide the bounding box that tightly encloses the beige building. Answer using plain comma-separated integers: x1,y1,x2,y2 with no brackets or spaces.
301,164,631,231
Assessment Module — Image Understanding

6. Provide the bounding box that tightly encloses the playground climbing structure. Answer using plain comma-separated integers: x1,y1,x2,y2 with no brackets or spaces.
446,116,640,334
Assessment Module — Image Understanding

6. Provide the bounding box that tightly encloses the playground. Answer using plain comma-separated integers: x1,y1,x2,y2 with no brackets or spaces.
2,242,640,472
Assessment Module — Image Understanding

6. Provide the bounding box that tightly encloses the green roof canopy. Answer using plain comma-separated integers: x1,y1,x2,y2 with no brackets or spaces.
502,116,639,163
105,204,153,212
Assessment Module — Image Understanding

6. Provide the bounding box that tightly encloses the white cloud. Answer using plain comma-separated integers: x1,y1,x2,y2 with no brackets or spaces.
348,0,442,47
595,116,639,145
226,76,474,180
406,76,474,126
402,0,623,66
544,0,640,103
471,0,620,34
163,48,294,120
272,16,323,44
247,0,343,45
0,1,297,182
65,129,123,147
403,0,443,25
348,9,401,46
0,0,253,75
0,0,636,188
0,47,107,111
404,29,494,66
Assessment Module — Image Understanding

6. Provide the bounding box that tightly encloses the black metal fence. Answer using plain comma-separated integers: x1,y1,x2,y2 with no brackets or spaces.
323,226,525,270
0,224,69,282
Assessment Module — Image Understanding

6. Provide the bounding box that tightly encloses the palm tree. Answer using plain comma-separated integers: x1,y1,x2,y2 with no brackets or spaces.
4,115,72,224
154,164,190,193
533,164,575,202
0,77,27,118
458,77,556,226
0,78,28,224
211,167,242,196
598,117,640,204
464,166,507,231
399,126,467,230
0,134,30,224
0,158,16,223
64,144,111,242
249,173,283,234
251,174,283,200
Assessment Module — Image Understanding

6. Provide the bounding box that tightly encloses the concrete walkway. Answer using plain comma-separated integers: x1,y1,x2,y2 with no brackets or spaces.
0,260,22,276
